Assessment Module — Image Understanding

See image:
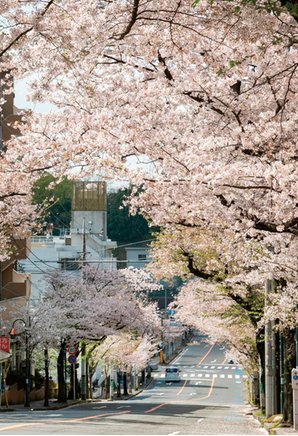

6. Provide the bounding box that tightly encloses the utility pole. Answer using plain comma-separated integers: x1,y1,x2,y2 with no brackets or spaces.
80,218,87,400
44,346,49,407
82,217,86,262
81,343,87,400
296,304,298,368
265,278,276,417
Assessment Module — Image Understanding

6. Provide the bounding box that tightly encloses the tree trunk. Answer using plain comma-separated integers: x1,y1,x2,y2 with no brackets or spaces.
123,372,128,396
256,328,265,411
283,328,295,424
117,372,121,398
57,341,67,403
44,347,49,407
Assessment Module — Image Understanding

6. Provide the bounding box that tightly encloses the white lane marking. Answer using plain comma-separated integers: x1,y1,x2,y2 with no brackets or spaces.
117,406,131,409
212,374,217,378
172,349,188,364
205,374,210,378
211,366,215,369
197,418,204,423
236,381,242,384
232,366,236,369
217,366,222,369
228,374,233,379
224,366,229,369
190,393,197,396
183,373,187,377
220,374,225,378
92,406,107,410
198,374,202,377
168,432,180,435
235,375,240,379
203,366,208,369
191,373,195,377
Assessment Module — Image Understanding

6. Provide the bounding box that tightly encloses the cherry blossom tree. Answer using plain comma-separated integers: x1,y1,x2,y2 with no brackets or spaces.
0,0,297,415
0,1,296,263
32,266,161,344
27,265,161,400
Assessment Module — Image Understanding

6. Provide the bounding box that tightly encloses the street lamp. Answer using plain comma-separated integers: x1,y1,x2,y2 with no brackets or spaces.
9,318,30,408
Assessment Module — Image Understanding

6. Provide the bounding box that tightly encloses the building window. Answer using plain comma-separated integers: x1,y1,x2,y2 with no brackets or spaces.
138,254,147,261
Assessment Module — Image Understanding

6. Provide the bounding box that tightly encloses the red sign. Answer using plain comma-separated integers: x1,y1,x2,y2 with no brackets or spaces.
0,336,10,353
67,345,77,355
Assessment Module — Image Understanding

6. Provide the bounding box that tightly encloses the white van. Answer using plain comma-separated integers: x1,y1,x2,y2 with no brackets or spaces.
165,367,181,382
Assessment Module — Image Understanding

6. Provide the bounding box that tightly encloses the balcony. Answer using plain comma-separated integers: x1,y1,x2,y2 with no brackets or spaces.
0,268,30,300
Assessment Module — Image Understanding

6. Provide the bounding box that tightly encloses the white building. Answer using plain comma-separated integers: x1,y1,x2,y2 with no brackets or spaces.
125,245,150,269
20,181,117,301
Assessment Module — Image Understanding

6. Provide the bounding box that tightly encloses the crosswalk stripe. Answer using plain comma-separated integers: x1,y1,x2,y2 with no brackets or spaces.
154,372,246,381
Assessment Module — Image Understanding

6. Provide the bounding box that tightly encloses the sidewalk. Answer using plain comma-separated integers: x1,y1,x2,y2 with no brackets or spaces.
0,338,186,413
0,383,150,412
253,409,298,435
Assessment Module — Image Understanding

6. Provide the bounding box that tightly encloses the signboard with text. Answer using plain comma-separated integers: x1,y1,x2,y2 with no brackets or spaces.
0,336,10,353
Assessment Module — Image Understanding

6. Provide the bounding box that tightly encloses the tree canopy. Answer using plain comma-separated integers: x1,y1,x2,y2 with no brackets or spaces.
32,174,72,234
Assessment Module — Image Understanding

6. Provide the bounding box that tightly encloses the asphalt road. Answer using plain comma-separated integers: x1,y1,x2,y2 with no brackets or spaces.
0,335,266,435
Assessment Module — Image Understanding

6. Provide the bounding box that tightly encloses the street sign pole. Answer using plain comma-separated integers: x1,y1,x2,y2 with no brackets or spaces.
73,364,76,401
292,369,298,430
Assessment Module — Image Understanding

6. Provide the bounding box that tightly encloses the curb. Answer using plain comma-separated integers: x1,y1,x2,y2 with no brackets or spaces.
123,378,154,400
30,400,83,411
3,400,83,412
0,408,15,413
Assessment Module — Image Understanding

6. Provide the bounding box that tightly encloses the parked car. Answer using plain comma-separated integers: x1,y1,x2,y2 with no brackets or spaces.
165,367,181,382
148,361,158,371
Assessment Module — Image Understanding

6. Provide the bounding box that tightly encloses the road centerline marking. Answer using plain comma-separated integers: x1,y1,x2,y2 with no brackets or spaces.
60,411,131,423
198,343,215,365
196,376,216,400
177,379,188,396
145,403,167,414
0,423,39,432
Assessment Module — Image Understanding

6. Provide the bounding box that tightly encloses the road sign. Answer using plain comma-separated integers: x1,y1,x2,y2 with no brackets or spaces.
68,355,76,365
292,368,298,389
0,337,10,353
67,345,77,355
